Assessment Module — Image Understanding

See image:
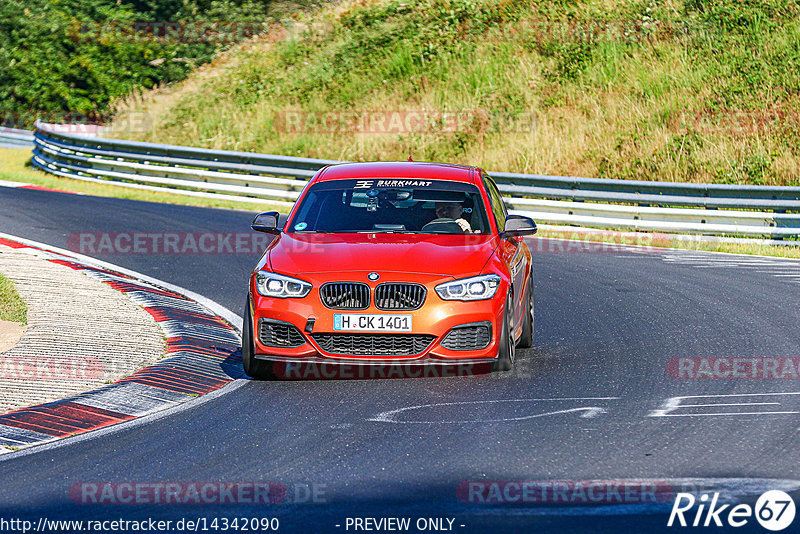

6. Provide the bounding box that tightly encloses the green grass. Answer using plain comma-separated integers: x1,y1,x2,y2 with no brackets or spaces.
0,273,26,325
0,148,284,212
113,0,800,186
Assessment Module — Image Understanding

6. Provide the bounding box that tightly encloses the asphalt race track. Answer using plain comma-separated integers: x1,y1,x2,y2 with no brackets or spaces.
1,186,800,533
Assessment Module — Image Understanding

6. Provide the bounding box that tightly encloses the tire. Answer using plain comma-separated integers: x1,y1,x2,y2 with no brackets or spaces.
242,297,275,380
517,274,534,349
492,294,515,372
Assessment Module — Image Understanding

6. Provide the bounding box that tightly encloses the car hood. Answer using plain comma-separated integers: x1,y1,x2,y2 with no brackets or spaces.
266,233,498,277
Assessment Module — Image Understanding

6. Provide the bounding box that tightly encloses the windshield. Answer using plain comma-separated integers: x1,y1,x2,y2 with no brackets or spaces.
288,178,491,234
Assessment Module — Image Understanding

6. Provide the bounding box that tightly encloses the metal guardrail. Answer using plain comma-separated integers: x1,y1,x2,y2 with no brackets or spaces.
26,121,800,239
0,128,34,148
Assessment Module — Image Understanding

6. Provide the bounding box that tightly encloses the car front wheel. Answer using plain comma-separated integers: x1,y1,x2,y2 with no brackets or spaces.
492,294,515,372
242,297,275,380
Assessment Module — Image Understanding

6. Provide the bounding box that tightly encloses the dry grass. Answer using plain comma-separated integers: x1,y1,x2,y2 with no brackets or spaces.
110,0,800,185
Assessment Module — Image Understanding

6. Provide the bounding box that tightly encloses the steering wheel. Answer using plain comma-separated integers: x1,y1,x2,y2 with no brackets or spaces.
420,218,466,234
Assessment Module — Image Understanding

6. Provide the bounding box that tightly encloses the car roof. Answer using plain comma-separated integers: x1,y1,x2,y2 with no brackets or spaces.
313,161,480,184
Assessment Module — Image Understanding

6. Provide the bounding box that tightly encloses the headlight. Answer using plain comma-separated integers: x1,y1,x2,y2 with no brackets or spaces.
256,271,312,298
435,274,501,301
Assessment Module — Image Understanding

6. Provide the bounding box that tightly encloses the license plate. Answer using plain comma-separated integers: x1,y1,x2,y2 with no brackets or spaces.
333,314,412,332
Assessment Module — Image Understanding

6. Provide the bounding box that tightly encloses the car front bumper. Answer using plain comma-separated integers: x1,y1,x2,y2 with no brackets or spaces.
249,273,506,364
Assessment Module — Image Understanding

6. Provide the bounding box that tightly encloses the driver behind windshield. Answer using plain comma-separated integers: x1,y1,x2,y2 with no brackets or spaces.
288,180,490,234
434,201,474,233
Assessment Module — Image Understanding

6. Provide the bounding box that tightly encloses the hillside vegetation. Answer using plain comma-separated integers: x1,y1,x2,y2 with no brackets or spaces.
113,0,800,185
0,0,319,123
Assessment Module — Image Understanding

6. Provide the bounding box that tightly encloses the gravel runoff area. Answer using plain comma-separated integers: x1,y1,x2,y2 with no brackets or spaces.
0,244,166,414
0,321,25,353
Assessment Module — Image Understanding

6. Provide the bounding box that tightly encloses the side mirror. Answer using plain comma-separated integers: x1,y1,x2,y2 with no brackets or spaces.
500,214,537,238
251,211,281,234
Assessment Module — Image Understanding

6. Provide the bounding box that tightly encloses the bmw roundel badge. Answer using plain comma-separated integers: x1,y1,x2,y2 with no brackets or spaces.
368,272,380,281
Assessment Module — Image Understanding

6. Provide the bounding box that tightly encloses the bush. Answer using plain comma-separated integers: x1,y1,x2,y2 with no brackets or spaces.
0,0,320,123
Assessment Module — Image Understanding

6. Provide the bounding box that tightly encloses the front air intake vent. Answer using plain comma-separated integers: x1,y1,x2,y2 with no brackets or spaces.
441,322,492,351
259,319,305,348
